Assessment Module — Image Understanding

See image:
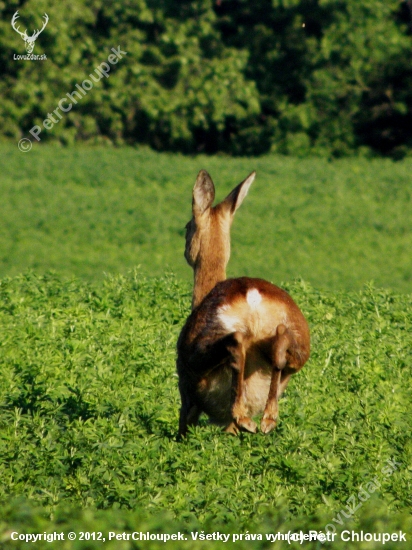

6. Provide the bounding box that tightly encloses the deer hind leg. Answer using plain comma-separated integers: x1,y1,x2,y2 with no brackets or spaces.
279,370,293,396
225,421,240,435
261,324,292,434
228,331,257,433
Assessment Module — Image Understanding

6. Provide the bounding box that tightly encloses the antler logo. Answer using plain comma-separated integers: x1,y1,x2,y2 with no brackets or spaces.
11,11,49,54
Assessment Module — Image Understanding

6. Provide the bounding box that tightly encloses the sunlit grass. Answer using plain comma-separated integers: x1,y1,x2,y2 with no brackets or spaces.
0,271,410,540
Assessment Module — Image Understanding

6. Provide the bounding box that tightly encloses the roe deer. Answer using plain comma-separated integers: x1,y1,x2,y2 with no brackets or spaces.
177,170,310,436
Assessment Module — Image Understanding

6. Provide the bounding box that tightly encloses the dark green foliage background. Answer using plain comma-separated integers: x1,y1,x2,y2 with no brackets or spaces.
1,0,412,156
0,272,411,548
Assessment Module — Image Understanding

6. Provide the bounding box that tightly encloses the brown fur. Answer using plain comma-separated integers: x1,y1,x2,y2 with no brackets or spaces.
177,171,310,437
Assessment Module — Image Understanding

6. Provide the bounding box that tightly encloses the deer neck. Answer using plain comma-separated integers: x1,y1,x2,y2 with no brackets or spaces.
192,256,227,309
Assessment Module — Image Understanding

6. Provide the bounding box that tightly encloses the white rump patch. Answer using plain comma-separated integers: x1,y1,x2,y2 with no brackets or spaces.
246,288,262,309
218,310,240,333
218,288,263,334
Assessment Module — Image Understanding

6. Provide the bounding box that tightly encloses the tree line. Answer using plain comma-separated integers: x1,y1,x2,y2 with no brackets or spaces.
1,0,411,157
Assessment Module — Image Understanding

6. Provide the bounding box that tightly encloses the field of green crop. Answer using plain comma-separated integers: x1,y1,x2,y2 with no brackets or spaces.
1,144,411,292
0,145,411,548
1,273,411,548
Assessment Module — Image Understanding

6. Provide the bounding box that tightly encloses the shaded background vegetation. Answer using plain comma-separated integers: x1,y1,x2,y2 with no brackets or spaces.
1,0,412,157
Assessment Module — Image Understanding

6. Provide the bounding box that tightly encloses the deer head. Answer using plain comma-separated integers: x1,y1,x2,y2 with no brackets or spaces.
11,11,49,54
185,170,256,308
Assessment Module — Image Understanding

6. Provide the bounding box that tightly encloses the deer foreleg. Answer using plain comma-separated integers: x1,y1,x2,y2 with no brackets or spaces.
178,392,200,439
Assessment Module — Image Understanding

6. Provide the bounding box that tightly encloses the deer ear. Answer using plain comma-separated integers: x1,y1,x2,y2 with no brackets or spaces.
193,170,215,216
221,171,256,215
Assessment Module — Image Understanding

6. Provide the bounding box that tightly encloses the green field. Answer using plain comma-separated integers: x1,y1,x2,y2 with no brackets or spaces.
0,272,411,548
1,144,411,292
0,146,411,548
